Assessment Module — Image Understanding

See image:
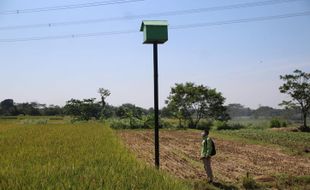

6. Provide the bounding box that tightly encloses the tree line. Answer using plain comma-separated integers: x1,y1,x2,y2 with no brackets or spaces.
1,70,309,129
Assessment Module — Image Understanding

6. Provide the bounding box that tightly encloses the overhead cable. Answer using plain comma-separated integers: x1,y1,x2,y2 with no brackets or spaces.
0,0,303,30
0,11,309,43
0,0,144,15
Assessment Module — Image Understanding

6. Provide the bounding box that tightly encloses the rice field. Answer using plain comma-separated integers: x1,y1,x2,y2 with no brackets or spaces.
0,119,189,190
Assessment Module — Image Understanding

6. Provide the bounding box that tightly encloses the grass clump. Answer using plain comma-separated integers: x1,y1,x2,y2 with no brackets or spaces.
242,173,261,190
270,118,287,128
275,175,310,190
214,120,245,130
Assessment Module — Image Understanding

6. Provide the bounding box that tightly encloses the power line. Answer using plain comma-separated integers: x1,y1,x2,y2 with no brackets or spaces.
0,0,304,30
0,30,137,42
0,0,144,15
0,11,309,43
171,11,310,29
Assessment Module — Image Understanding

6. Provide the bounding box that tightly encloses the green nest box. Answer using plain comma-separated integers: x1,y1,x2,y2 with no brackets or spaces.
140,20,168,44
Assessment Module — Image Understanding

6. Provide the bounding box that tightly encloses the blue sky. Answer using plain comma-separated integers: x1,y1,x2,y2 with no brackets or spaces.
1,0,310,109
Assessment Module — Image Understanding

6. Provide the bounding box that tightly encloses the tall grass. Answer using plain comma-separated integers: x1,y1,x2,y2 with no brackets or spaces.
0,120,189,190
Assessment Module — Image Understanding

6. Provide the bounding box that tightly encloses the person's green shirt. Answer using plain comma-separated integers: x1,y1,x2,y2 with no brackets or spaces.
201,136,213,158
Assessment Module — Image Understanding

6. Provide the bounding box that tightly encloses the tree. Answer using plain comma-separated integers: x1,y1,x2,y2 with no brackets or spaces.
0,99,18,116
252,106,281,118
279,69,310,130
98,88,111,118
64,98,101,120
226,103,252,118
42,105,63,116
166,82,229,129
98,88,111,108
116,103,146,119
16,102,41,116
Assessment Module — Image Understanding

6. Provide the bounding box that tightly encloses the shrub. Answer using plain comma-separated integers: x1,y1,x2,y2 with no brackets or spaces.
215,121,245,130
214,121,230,130
196,120,213,130
270,118,282,128
161,120,175,128
129,118,145,129
282,121,287,127
242,173,261,190
110,119,130,129
110,118,147,129
229,123,245,130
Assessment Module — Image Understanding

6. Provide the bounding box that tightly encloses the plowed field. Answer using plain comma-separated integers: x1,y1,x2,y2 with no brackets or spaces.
118,130,310,184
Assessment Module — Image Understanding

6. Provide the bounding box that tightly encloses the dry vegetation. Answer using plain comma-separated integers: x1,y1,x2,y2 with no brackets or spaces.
118,129,310,188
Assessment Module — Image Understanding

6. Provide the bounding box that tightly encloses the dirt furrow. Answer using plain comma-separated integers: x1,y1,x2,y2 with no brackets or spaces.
118,130,310,183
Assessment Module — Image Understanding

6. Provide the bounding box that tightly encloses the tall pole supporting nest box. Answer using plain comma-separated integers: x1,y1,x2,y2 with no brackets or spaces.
140,20,168,169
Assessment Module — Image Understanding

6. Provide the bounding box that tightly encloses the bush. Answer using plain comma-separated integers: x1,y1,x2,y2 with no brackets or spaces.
281,121,287,127
110,118,148,129
215,121,245,130
270,119,289,128
270,118,281,128
196,120,213,130
110,119,130,129
129,118,145,129
214,121,229,130
161,120,175,128
230,123,245,130
242,173,261,190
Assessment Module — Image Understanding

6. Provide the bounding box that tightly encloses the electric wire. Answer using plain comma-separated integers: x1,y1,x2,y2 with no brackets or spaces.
0,0,144,15
0,11,309,43
0,0,303,30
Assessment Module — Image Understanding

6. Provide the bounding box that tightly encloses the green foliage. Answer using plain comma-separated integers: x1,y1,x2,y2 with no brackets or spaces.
217,129,310,154
110,119,132,129
161,118,180,128
214,120,229,130
196,120,213,130
279,70,310,129
270,118,282,128
116,103,147,119
214,120,245,130
20,119,48,125
275,174,310,190
242,173,261,190
109,104,151,129
64,98,101,121
0,120,189,190
229,123,246,130
49,117,64,120
166,82,229,129
110,115,173,129
270,118,288,128
161,119,175,128
228,118,270,129
0,116,18,120
110,118,146,129
0,99,18,116
98,88,110,107
226,103,252,117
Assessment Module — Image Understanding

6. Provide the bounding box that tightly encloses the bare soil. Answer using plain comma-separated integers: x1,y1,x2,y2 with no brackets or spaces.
117,130,310,184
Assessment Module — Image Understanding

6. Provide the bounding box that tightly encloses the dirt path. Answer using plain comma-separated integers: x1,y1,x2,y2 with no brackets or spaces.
117,130,310,183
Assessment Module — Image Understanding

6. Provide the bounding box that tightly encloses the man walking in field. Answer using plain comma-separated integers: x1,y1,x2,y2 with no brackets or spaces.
200,129,214,183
